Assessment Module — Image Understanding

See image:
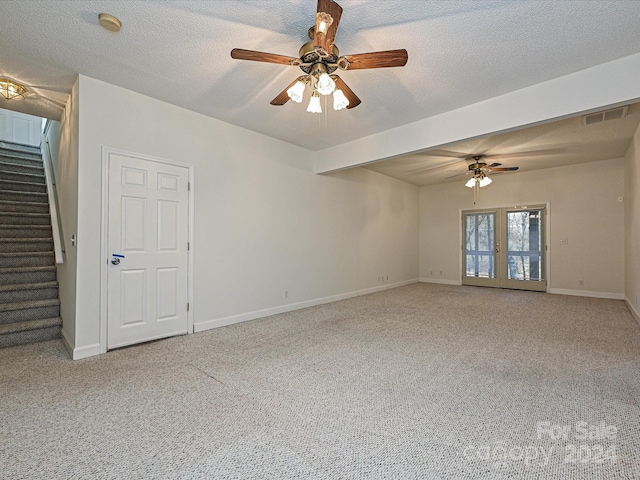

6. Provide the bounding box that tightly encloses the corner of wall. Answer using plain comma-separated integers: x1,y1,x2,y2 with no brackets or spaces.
624,121,640,322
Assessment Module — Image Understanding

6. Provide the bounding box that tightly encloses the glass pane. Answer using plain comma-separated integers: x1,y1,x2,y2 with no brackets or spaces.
464,213,495,278
506,210,543,281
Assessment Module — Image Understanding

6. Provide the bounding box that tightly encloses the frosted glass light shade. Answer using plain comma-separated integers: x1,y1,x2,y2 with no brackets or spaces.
307,92,322,113
316,73,336,95
287,81,306,103
465,178,476,188
479,176,492,187
333,89,349,110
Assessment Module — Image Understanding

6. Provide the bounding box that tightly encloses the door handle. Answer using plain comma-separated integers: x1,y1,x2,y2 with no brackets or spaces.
111,253,125,265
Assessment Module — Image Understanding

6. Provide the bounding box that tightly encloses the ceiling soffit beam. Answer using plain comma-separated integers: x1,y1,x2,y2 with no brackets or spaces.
313,52,640,174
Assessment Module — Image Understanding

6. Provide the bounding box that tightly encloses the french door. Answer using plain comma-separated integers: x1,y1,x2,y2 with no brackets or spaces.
462,206,547,292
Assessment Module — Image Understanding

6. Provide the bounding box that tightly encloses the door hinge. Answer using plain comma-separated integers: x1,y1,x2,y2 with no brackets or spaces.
187,302,190,312
188,242,190,251
188,182,191,191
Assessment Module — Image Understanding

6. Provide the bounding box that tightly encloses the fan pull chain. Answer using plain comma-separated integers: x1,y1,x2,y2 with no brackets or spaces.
324,95,328,129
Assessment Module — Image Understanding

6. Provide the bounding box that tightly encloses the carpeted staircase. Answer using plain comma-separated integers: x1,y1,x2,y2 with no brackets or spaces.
0,141,61,348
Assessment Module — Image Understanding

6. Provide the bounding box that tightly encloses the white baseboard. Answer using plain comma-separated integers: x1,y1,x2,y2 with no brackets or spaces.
625,296,640,325
194,278,419,333
419,278,461,286
62,330,102,360
549,288,624,300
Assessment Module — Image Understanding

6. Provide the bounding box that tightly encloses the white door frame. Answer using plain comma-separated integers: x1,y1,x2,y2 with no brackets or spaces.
458,201,551,291
99,146,194,354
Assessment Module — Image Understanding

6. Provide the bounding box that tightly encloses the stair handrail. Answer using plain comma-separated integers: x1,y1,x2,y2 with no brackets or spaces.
40,131,65,264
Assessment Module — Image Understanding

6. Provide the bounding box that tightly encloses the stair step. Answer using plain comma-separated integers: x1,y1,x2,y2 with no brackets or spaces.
0,298,60,325
0,238,54,252
0,317,62,349
0,155,43,168
0,212,50,226
0,179,47,194
0,160,44,175
0,225,52,238
0,252,55,268
0,200,50,214
0,189,48,203
0,156,43,167
0,265,56,285
0,146,42,161
0,141,41,156
0,169,45,184
0,281,58,303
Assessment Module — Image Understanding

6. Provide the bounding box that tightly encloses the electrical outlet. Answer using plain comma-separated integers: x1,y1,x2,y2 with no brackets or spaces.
579,279,584,286
440,270,443,275
386,275,389,281
430,270,433,275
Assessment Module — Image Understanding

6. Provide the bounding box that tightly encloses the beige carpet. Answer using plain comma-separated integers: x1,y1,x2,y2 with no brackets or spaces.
1,283,639,479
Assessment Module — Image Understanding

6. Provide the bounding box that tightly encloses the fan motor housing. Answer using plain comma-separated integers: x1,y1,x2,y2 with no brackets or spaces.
468,162,487,171
298,40,340,74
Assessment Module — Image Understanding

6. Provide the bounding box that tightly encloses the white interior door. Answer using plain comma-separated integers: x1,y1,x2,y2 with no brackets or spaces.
107,153,189,349
0,108,42,146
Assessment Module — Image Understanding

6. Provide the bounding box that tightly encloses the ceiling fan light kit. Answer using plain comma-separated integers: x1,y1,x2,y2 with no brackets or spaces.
465,174,492,188
0,78,28,100
230,0,408,114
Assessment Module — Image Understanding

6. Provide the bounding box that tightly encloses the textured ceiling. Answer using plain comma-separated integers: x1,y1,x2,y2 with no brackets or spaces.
363,103,640,185
2,1,640,152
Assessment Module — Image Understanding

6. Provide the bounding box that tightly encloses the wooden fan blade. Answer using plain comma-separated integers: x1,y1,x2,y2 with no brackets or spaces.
314,0,343,55
270,77,305,106
333,76,361,109
231,48,299,66
344,49,408,70
488,167,519,172
487,162,502,168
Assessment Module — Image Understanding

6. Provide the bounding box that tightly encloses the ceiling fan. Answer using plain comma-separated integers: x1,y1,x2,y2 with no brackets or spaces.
445,154,519,202
230,0,408,113
445,155,519,186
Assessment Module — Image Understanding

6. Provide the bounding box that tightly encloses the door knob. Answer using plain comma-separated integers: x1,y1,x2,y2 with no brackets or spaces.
111,253,125,265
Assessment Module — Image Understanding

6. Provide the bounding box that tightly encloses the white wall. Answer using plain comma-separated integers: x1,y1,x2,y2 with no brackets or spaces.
419,158,625,297
71,75,419,357
45,79,80,350
625,124,640,321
